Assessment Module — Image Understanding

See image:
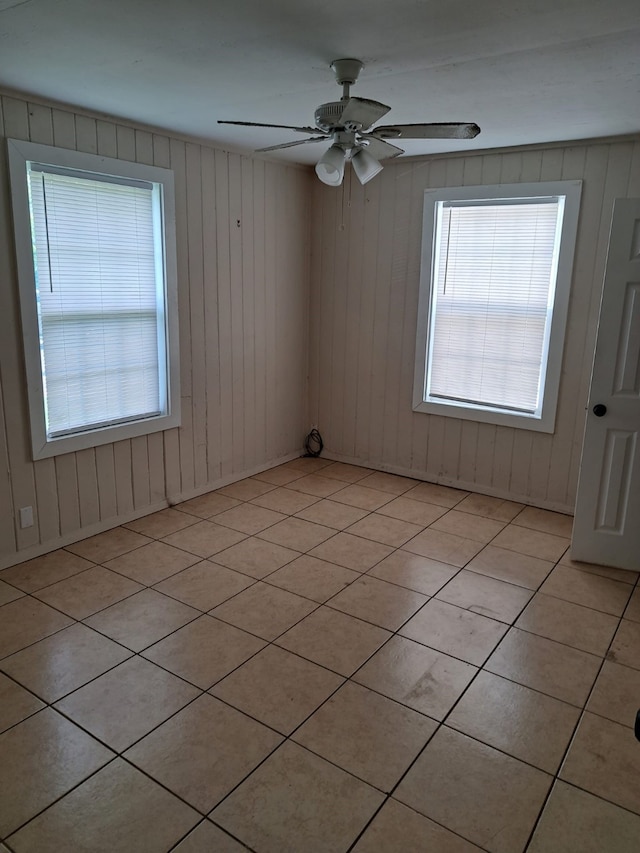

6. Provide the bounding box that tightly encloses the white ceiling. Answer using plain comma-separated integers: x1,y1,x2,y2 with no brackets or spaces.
0,0,638,164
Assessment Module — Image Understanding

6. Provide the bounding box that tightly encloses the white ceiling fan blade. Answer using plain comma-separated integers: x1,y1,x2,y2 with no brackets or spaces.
256,137,328,153
373,122,481,140
358,135,404,160
219,120,324,135
339,98,391,131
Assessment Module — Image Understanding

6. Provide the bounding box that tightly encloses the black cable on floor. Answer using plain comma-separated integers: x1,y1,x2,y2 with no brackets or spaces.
302,428,323,458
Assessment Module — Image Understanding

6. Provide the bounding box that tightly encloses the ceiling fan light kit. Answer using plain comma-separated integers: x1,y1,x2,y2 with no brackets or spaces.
219,59,480,187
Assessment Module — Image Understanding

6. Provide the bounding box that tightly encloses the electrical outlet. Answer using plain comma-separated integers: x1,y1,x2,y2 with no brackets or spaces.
19,506,34,529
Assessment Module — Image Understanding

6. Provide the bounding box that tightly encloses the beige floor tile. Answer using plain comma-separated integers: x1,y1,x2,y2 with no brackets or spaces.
430,510,506,544
0,672,44,734
560,712,640,814
436,570,532,623
528,780,640,853
175,492,241,519
250,486,319,514
84,589,199,652
125,694,281,812
124,508,199,538
403,482,469,507
358,471,419,495
6,758,199,853
486,627,602,707
0,623,131,703
284,473,348,497
55,657,200,751
103,540,200,586
395,726,551,853
217,479,276,501
214,503,287,534
265,555,360,602
587,660,640,728
65,527,151,563
276,607,390,676
403,529,483,568
608,618,640,670
540,564,632,617
464,545,554,590
559,552,639,585
211,582,316,640
173,820,248,852
330,483,394,511
293,681,436,791
211,645,343,734
257,517,336,551
0,550,94,593
283,457,333,473
491,525,570,562
455,493,524,522
400,598,507,666
368,550,459,595
353,635,477,719
512,505,574,537
153,560,255,610
162,521,246,558
625,587,640,622
294,498,368,530
0,597,73,659
211,741,384,852
320,462,371,483
515,593,618,656
142,615,265,688
354,799,484,853
0,708,114,836
0,580,24,606
213,536,300,579
327,575,428,631
252,465,307,486
376,495,447,526
345,514,423,547
448,670,580,773
309,532,393,572
33,566,143,620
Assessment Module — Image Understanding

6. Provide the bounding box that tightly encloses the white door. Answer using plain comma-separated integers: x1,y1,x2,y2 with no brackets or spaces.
572,199,640,570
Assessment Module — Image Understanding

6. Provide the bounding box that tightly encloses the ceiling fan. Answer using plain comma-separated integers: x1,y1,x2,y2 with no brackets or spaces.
219,58,480,187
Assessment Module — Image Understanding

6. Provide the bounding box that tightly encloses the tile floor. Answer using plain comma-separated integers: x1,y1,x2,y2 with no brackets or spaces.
0,457,639,852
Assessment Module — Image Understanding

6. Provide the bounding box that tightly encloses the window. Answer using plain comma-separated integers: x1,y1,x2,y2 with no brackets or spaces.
413,181,582,432
8,140,180,459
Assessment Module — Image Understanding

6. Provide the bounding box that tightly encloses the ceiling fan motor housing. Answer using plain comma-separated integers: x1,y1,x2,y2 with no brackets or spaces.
314,102,348,132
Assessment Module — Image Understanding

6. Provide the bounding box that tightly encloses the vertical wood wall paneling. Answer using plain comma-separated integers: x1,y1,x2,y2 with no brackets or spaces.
201,146,222,484
75,448,101,528
264,163,280,459
0,96,40,549
252,159,267,465
214,149,233,477
241,155,256,470
170,136,196,494
228,154,245,473
353,173,381,463
185,142,208,489
328,177,350,455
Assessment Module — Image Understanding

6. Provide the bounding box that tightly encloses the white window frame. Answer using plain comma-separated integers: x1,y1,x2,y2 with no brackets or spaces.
8,139,180,460
413,180,582,433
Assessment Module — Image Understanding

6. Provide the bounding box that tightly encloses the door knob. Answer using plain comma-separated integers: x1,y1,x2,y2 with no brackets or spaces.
593,404,607,417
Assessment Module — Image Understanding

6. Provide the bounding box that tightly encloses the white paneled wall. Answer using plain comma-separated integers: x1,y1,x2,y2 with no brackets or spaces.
308,140,640,513
0,94,311,568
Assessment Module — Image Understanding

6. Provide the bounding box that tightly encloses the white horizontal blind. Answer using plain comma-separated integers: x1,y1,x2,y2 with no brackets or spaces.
427,198,562,414
27,167,165,438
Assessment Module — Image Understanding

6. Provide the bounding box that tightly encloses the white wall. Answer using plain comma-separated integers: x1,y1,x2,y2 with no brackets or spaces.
308,140,640,513
0,93,312,568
